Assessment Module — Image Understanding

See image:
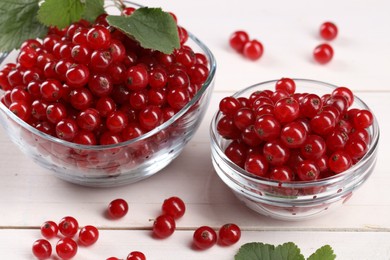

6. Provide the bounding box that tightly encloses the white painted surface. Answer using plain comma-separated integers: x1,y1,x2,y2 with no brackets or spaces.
1,0,390,258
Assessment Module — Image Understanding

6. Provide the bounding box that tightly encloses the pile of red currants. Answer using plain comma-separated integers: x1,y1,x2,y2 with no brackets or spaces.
217,78,373,181
0,11,209,146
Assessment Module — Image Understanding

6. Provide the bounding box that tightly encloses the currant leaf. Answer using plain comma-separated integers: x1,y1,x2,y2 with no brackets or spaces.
83,0,105,22
307,245,336,260
37,0,86,29
0,0,47,52
107,7,180,54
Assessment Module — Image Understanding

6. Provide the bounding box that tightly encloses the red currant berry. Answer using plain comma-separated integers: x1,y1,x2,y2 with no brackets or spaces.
329,150,352,173
32,239,52,259
273,97,300,123
218,223,241,246
58,216,79,238
217,115,241,140
9,101,31,121
152,214,176,238
242,39,264,60
345,138,368,160
139,105,163,131
332,86,354,108
69,88,93,110
275,78,296,95
78,225,99,246
65,64,89,88
162,196,186,219
219,96,242,118
313,43,334,64
263,139,291,166
229,31,249,53
254,114,281,141
224,140,248,168
126,65,149,91
89,74,113,97
280,121,307,148
41,221,58,239
245,152,269,177
300,135,326,160
127,251,146,260
233,108,254,131
296,160,320,181
353,109,373,129
299,93,323,118
270,166,294,181
310,112,336,135
46,103,67,124
40,79,63,102
56,118,79,141
107,198,128,219
90,50,113,72
166,88,190,110
56,237,78,259
193,226,217,250
320,22,338,41
86,25,111,50
96,96,116,117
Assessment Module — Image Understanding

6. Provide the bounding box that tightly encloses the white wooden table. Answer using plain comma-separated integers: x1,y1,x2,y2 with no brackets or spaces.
1,0,390,259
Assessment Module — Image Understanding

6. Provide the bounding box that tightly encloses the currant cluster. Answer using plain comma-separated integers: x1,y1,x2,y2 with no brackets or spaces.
229,31,264,60
229,21,338,64
193,223,241,250
217,78,373,182
32,216,99,259
0,10,209,146
313,21,338,64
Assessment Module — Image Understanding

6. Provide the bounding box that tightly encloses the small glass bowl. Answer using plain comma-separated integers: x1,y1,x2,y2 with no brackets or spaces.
210,79,379,220
0,9,216,187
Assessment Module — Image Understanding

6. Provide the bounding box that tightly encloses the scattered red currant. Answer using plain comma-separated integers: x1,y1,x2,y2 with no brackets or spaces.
218,223,241,246
40,221,58,239
193,226,217,250
152,214,176,239
320,22,338,41
162,196,186,219
313,43,334,64
229,31,250,53
107,198,129,219
78,225,99,246
243,39,264,60
127,251,146,260
58,216,79,238
32,239,52,259
56,237,78,259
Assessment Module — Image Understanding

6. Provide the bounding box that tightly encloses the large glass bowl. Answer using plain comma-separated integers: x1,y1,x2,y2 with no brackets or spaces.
210,79,379,220
0,4,216,187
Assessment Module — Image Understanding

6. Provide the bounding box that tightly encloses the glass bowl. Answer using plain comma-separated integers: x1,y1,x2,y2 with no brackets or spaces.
0,5,216,187
210,79,379,220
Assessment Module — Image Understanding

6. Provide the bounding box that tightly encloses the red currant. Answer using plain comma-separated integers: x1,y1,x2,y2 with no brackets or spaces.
313,43,334,64
242,39,264,60
152,214,176,238
218,223,241,246
58,216,79,238
193,226,217,250
41,221,58,239
78,225,99,246
162,196,186,219
229,31,249,53
56,237,78,259
127,251,146,260
107,198,128,219
320,22,338,41
32,239,52,259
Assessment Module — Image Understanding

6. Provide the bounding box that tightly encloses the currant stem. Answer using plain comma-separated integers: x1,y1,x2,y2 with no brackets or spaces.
112,0,127,12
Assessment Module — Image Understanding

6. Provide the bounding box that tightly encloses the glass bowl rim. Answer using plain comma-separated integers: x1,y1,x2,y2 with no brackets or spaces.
0,21,217,151
210,78,380,188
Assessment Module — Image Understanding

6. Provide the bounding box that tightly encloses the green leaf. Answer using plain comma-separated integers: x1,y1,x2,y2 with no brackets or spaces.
0,0,47,52
235,242,305,260
235,242,277,260
37,0,86,29
83,0,105,22
272,242,305,260
307,245,336,260
107,7,180,54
